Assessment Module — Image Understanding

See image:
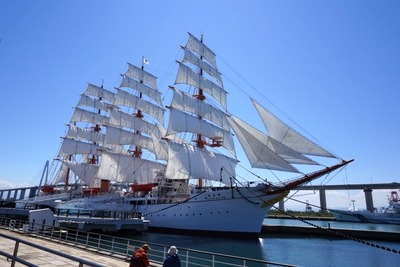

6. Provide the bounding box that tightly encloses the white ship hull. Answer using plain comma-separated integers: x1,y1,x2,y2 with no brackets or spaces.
331,191,400,225
57,185,285,235
15,192,71,209
56,161,351,235
331,209,400,225
331,210,369,223
136,187,281,234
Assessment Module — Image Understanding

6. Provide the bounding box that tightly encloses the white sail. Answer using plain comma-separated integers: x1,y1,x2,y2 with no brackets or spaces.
66,124,105,144
58,138,103,157
167,108,235,156
114,88,165,124
120,75,162,106
165,142,238,184
105,125,155,153
106,144,128,155
170,88,230,131
77,94,111,112
53,163,70,185
90,62,166,185
229,115,317,165
182,48,223,86
152,124,187,161
60,160,98,186
229,115,322,173
186,32,217,69
70,107,109,125
96,151,166,184
84,83,115,103
252,99,335,158
150,132,169,161
175,62,227,110
158,124,187,144
125,63,158,90
108,109,161,137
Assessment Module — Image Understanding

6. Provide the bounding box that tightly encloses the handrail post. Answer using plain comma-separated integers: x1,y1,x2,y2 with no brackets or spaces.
65,228,69,242
51,223,54,238
126,241,132,257
111,236,115,252
75,229,79,244
86,232,89,247
11,240,20,267
98,234,102,251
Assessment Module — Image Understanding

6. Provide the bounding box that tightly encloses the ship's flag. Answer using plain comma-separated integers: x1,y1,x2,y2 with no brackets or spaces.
143,57,149,65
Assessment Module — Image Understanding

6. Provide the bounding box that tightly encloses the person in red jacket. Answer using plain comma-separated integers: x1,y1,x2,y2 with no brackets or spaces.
130,244,151,267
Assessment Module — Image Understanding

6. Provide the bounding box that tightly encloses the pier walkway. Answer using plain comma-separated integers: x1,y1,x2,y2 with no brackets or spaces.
0,222,294,267
0,228,134,267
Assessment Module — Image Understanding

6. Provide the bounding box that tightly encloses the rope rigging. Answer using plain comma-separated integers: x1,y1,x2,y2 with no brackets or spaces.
274,197,400,255
219,167,400,255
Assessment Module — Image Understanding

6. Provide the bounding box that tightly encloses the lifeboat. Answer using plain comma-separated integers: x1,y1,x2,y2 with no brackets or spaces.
82,187,101,196
131,183,155,193
41,185,55,193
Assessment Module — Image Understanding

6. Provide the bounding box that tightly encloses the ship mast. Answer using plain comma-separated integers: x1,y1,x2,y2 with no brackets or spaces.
191,35,223,188
131,57,147,158
86,81,103,189
194,35,205,188
89,86,102,164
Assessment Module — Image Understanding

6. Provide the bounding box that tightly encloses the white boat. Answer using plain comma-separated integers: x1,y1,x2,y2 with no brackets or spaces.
331,191,400,224
27,208,149,233
46,32,351,236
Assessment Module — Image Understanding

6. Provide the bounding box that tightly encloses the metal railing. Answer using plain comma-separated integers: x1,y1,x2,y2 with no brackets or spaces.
0,216,298,267
0,231,105,267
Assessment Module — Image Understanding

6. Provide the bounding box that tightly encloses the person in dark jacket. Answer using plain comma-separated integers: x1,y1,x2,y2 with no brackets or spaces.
163,245,181,267
130,244,151,267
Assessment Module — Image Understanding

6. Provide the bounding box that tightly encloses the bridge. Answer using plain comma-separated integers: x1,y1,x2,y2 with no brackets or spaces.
278,182,400,213
0,186,39,203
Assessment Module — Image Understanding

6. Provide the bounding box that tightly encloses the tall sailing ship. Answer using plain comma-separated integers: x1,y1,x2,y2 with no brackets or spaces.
49,33,352,236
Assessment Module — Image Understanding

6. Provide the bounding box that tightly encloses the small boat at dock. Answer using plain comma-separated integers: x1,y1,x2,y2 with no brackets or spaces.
331,191,400,224
27,208,149,233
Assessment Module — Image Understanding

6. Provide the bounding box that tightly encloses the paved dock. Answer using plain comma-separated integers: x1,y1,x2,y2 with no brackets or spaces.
0,228,134,266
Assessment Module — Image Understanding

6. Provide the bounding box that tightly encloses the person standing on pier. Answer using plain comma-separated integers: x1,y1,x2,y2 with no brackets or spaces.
163,245,181,267
130,244,151,267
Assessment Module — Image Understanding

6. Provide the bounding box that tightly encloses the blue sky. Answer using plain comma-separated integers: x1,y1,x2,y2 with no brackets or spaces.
1,1,399,210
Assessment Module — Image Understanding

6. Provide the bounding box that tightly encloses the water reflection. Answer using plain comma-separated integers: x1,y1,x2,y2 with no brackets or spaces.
139,232,265,260
264,218,400,232
124,227,400,267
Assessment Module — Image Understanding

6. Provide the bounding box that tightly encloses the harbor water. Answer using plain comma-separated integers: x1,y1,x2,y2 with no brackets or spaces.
125,218,400,267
